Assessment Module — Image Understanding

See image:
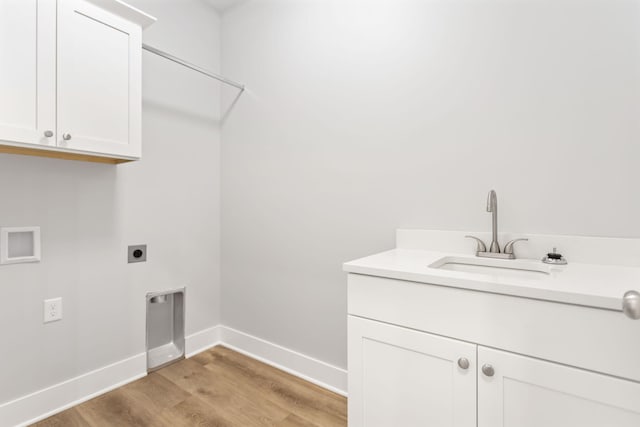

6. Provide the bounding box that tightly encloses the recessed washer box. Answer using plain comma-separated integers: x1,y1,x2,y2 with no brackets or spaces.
146,287,185,372
0,226,41,265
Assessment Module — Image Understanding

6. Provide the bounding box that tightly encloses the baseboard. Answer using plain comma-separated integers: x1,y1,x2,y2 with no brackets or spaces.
0,353,146,427
220,326,348,396
1,324,346,426
185,325,222,357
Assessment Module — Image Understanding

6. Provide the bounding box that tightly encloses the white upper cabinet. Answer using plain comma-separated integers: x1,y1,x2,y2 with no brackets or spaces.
57,0,142,158
0,0,56,147
0,0,155,163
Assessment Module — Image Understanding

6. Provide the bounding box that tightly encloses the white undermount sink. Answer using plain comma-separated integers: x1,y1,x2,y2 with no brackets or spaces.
429,256,551,280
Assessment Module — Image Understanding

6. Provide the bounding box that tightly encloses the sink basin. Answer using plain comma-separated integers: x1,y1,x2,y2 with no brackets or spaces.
429,256,551,280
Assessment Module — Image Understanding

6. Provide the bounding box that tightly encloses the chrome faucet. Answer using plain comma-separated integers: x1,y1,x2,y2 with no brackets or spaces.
466,190,528,259
486,190,500,253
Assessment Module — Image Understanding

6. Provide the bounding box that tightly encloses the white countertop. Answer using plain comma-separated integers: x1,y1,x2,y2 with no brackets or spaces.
344,230,640,311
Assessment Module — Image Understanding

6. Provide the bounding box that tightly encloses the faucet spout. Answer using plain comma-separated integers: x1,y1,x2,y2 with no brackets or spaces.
468,189,525,259
486,190,500,253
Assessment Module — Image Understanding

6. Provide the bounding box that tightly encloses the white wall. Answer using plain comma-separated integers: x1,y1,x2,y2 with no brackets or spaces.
0,0,222,405
220,0,640,369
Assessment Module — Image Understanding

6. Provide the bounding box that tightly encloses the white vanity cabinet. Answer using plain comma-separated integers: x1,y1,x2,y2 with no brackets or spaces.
347,274,640,427
0,0,154,163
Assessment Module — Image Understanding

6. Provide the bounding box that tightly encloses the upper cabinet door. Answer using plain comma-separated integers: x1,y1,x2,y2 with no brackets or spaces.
348,315,477,427
0,0,56,147
478,346,640,427
57,0,142,158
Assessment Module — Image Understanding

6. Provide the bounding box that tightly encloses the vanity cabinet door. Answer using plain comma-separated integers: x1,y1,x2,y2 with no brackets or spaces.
478,346,640,427
348,315,476,427
57,0,142,158
0,0,56,147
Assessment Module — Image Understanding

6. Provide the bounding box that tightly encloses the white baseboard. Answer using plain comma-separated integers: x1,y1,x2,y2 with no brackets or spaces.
0,353,146,427
185,325,222,357
1,324,346,426
220,326,347,396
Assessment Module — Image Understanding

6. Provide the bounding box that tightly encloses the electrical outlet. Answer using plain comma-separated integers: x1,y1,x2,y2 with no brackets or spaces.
128,244,147,263
43,298,62,323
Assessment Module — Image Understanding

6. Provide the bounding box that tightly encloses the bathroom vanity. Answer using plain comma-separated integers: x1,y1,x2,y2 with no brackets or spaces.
344,230,640,427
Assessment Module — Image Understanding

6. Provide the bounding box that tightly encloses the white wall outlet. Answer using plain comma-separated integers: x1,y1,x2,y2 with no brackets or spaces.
43,298,62,323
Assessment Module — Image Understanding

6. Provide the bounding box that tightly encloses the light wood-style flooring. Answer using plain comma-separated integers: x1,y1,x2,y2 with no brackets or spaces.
32,346,347,427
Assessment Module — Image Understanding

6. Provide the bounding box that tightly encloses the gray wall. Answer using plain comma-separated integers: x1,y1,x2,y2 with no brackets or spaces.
220,0,640,369
0,0,222,404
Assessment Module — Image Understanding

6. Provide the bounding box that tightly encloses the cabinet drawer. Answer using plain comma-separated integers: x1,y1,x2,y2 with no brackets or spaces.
348,273,640,382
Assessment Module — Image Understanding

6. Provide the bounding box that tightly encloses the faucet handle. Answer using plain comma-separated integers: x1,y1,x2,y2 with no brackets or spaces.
503,238,528,255
465,235,487,253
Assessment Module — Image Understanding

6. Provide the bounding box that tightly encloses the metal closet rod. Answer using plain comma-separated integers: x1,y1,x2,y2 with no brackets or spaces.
142,43,245,91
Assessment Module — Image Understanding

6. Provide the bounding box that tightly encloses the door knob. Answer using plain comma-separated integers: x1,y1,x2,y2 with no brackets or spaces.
482,364,495,377
62,133,72,141
622,290,640,320
457,357,470,370
44,130,54,138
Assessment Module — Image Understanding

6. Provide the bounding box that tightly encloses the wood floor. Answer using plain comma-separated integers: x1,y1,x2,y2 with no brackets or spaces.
32,346,347,427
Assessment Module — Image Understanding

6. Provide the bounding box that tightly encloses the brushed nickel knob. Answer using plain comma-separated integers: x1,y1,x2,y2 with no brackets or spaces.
62,133,72,141
44,130,53,138
622,290,640,320
457,357,470,370
482,364,495,377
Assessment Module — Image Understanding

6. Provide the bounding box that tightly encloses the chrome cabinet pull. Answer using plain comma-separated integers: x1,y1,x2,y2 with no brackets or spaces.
457,357,470,370
44,130,54,138
482,364,495,377
622,290,640,320
62,133,72,141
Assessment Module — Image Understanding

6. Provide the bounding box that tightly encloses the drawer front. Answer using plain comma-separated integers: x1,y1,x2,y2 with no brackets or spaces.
348,273,640,382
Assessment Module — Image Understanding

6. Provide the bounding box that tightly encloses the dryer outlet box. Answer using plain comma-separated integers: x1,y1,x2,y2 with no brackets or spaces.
128,245,147,263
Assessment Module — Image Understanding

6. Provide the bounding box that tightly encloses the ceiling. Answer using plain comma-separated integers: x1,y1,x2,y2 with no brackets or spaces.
206,0,246,13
